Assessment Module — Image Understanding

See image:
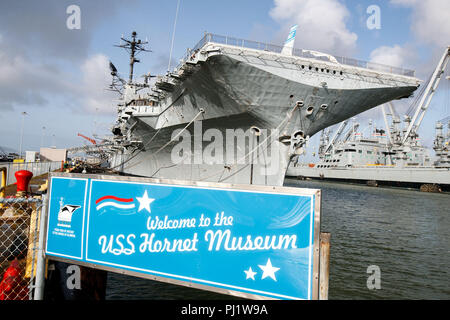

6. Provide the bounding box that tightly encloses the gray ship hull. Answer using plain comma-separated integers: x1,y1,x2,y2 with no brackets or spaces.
286,165,450,187
110,112,292,186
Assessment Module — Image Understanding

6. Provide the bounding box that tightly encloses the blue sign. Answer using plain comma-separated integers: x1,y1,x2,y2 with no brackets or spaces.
45,173,321,300
45,177,88,260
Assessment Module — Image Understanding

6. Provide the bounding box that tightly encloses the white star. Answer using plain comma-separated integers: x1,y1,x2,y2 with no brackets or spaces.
258,258,280,281
136,190,155,213
244,267,257,280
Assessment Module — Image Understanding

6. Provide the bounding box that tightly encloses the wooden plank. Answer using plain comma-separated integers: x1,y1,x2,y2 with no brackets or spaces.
319,232,331,300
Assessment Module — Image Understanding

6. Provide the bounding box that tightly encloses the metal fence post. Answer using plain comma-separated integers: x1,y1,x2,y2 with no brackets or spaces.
34,194,48,300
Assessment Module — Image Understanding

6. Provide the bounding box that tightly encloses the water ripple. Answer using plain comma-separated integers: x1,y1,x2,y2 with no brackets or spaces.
104,179,450,300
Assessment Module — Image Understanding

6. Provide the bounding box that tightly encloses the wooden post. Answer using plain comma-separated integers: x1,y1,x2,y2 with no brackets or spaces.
319,232,331,300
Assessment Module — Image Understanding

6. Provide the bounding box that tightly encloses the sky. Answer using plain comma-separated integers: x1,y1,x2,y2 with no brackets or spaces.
0,0,449,159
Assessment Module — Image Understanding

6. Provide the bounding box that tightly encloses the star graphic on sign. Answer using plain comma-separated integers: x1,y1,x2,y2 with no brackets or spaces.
258,258,280,281
136,190,155,213
244,267,257,280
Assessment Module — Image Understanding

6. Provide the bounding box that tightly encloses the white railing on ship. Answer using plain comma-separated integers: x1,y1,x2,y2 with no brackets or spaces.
178,33,415,77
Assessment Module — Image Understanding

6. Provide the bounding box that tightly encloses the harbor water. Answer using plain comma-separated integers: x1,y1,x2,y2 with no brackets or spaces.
105,179,450,300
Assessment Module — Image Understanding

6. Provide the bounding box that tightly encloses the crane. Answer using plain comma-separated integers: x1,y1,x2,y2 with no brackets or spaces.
381,104,393,145
401,46,450,145
323,120,348,155
343,122,360,143
77,133,97,145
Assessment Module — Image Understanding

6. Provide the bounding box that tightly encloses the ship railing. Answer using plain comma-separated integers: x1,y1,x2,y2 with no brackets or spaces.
178,33,415,77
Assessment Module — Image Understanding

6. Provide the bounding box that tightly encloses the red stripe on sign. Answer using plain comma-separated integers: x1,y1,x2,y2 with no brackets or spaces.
95,195,134,204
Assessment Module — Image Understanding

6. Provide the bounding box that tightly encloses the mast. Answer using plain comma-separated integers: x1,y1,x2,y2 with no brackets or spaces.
115,31,151,85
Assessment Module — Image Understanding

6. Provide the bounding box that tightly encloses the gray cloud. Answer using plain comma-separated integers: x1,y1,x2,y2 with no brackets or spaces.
0,0,127,112
0,0,122,61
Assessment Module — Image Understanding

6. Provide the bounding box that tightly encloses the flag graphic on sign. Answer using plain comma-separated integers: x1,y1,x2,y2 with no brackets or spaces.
95,195,135,211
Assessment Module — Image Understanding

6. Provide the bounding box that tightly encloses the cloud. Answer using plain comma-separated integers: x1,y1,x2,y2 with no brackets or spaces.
0,0,123,62
269,0,358,55
0,43,115,114
0,0,125,113
79,54,117,115
363,0,450,122
369,45,413,67
360,44,419,122
390,0,450,48
0,45,74,110
369,0,450,81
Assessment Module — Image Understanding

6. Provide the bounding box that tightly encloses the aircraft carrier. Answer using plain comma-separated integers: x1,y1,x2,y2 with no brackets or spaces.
104,29,420,187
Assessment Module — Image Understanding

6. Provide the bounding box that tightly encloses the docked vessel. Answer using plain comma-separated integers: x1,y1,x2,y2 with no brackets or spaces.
104,30,420,186
287,118,450,190
287,46,450,190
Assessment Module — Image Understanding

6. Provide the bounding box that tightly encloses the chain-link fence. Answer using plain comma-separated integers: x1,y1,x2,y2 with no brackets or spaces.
0,197,43,300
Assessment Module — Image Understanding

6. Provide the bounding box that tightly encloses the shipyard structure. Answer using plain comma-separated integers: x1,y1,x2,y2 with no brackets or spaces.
287,47,450,191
